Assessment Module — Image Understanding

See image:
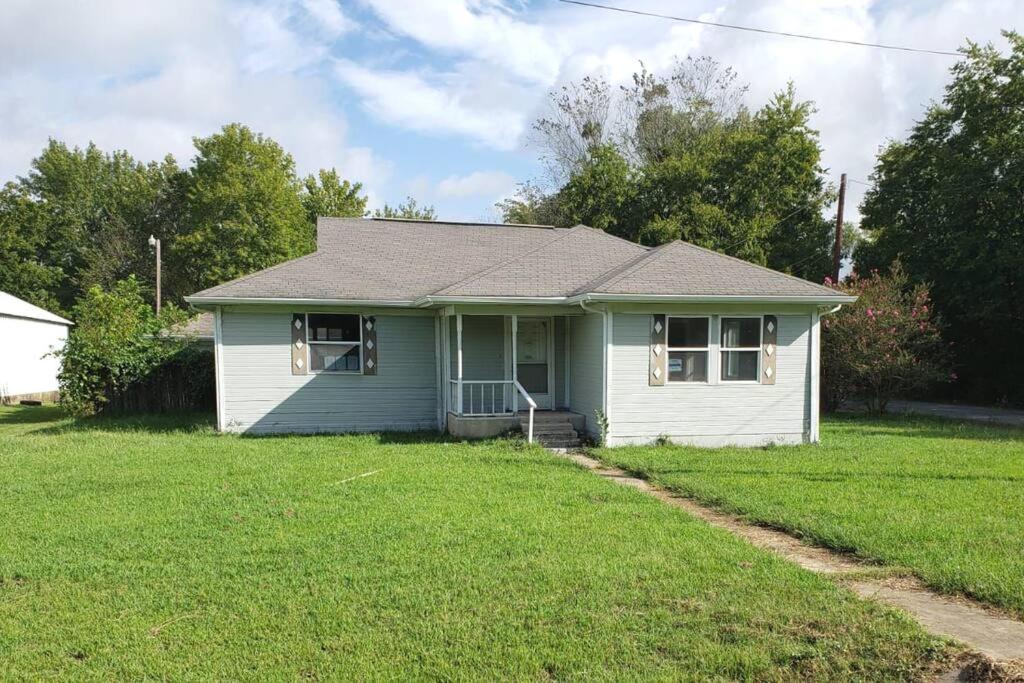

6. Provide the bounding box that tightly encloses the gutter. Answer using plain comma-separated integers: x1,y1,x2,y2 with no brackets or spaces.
413,295,571,307
570,293,858,305
184,296,415,310
186,292,856,310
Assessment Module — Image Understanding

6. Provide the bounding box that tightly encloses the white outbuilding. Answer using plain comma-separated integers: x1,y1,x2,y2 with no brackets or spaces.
0,291,72,404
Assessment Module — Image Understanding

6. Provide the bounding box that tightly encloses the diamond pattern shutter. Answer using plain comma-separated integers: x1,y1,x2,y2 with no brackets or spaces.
762,315,777,385
291,314,307,375
362,316,377,375
649,314,667,386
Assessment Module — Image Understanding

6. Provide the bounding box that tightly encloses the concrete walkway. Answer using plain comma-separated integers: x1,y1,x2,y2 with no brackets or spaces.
557,451,1024,675
886,400,1024,428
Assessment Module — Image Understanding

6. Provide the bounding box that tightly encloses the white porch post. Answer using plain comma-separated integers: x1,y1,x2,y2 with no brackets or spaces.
511,314,518,413
441,313,451,420
456,313,464,415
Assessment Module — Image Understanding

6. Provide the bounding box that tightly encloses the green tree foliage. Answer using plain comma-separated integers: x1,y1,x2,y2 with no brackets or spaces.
0,141,182,313
495,182,565,225
373,196,437,220
856,33,1024,405
174,124,311,291
528,58,838,281
822,264,951,414
0,183,63,312
54,277,187,416
1,125,367,313
302,168,368,224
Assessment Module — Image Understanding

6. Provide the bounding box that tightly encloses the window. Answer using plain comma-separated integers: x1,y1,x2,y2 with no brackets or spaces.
721,317,760,382
667,316,709,382
307,313,362,373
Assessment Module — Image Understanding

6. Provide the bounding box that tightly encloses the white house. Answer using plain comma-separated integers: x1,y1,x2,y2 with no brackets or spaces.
0,291,71,404
185,218,854,447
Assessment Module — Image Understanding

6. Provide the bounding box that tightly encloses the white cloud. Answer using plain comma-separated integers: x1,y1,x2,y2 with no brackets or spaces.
333,59,526,149
437,170,517,198
301,0,353,37
0,0,390,193
360,0,564,84
348,0,1020,222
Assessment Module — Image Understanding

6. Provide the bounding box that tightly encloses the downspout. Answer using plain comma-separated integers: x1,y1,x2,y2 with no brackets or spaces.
810,303,845,444
579,299,609,440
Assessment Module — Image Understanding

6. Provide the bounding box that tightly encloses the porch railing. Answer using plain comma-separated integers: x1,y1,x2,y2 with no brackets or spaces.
515,380,536,443
448,379,537,444
449,379,514,416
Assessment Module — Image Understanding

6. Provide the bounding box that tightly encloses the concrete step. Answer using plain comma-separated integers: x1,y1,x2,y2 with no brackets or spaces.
537,438,581,448
521,423,577,435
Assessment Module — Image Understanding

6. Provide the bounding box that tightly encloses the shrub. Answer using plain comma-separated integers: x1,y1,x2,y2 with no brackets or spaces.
822,263,951,414
55,277,190,416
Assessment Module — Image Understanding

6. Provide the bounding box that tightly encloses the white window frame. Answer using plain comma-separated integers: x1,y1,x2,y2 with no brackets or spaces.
306,312,363,375
720,315,762,384
666,316,711,384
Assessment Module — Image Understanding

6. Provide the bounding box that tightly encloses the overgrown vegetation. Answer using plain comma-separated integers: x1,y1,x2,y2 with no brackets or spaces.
856,32,1024,406
501,57,840,282
0,406,951,679
822,263,950,413
53,277,205,416
597,414,1024,617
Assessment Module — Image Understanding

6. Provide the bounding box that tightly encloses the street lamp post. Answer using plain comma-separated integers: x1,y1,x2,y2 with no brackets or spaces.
148,234,161,315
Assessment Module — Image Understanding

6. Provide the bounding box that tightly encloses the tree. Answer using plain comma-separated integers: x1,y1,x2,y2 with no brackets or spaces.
54,276,186,416
174,124,310,292
0,183,63,312
856,32,1024,405
6,141,181,312
821,264,950,414
530,61,837,280
373,196,437,220
301,168,367,224
495,182,565,225
557,144,635,234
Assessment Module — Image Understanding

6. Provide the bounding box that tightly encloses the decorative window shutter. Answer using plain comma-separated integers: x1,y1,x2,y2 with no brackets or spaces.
762,315,777,385
362,316,377,375
649,314,667,386
291,314,307,375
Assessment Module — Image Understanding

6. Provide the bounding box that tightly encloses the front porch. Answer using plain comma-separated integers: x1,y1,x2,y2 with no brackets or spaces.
439,312,581,442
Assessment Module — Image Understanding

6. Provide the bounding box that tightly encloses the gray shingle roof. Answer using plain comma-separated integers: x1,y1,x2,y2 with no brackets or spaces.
187,218,847,303
192,218,570,301
164,312,214,340
586,240,844,299
435,225,648,298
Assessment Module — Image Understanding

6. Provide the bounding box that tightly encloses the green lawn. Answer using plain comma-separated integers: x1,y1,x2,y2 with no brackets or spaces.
597,415,1024,618
0,407,950,680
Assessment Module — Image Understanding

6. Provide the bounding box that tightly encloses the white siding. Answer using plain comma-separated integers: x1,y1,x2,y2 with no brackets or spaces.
568,312,604,438
607,313,811,447
219,310,437,434
0,315,68,400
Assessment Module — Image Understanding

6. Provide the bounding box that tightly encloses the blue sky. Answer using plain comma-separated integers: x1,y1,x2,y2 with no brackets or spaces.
2,0,1021,222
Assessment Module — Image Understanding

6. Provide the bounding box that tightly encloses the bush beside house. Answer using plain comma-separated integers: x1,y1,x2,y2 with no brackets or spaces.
55,277,213,416
822,264,951,414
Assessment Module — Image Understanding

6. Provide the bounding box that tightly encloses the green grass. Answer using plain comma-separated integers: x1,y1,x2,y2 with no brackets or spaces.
597,415,1024,618
0,407,951,680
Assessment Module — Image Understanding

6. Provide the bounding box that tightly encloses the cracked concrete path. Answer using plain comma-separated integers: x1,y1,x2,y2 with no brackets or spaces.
558,450,1024,668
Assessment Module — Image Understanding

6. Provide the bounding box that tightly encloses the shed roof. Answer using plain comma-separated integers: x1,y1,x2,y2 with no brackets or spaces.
0,291,72,325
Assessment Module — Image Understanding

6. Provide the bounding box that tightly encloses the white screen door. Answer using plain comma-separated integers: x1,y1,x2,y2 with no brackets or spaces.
516,318,551,409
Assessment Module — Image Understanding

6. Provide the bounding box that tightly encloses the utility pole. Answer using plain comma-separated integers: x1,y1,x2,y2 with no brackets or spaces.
149,235,161,315
832,172,847,283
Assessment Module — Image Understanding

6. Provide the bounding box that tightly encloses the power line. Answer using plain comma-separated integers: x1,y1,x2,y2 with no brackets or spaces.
556,0,962,57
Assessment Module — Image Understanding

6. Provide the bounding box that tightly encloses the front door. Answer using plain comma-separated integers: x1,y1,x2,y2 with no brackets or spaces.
516,318,552,409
